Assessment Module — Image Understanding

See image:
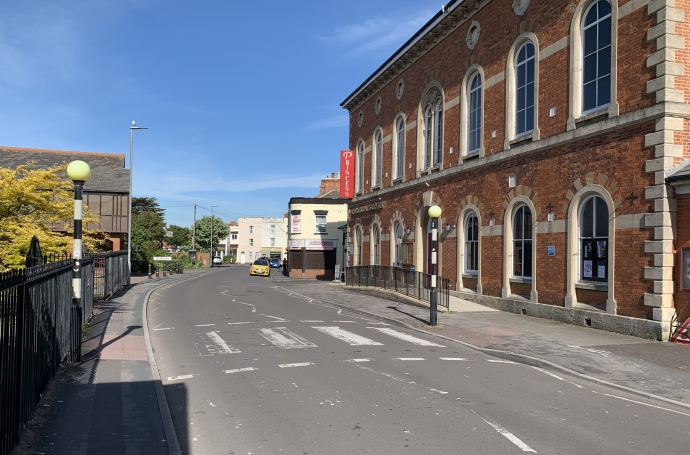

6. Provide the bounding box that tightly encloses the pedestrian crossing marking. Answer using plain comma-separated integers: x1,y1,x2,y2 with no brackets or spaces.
224,367,257,374
255,327,317,349
196,331,241,356
395,358,425,361
312,326,383,346
279,362,313,368
369,327,445,347
343,358,372,363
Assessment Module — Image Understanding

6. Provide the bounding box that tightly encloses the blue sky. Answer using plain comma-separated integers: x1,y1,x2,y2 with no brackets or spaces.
0,0,436,227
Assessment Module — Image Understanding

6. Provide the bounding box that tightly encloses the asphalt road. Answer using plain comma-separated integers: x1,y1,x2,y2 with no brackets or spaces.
148,267,689,454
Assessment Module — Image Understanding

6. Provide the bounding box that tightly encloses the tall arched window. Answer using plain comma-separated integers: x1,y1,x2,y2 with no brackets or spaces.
579,195,608,282
515,42,535,137
372,225,380,265
355,227,363,266
394,222,403,266
373,130,382,187
582,0,611,113
465,212,479,274
467,73,482,155
394,117,405,179
513,205,532,278
357,142,364,193
422,89,443,170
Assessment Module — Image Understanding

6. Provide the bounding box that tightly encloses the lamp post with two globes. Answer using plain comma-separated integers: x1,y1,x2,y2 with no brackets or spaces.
66,160,91,362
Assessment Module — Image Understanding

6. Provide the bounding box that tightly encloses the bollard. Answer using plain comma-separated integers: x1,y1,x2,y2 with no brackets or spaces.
148,263,152,279
163,264,167,277
156,265,159,278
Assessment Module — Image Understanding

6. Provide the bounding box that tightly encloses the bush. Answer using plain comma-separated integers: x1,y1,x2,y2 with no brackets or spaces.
223,255,235,264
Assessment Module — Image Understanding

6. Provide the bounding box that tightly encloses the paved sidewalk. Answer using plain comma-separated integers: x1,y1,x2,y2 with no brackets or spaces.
272,278,690,409
12,269,214,455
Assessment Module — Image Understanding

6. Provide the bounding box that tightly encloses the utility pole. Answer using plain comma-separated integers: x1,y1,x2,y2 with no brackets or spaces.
192,204,197,251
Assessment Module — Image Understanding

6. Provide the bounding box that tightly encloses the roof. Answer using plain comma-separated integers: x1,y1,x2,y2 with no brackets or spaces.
317,189,342,199
0,146,130,193
289,197,350,205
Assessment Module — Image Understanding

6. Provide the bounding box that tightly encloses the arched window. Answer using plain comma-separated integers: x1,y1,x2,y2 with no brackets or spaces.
357,142,364,193
373,130,382,187
513,205,532,278
515,42,535,137
467,73,482,155
422,91,443,170
582,0,611,114
394,222,403,266
355,227,363,266
394,117,405,179
579,195,608,282
372,225,380,265
465,212,479,274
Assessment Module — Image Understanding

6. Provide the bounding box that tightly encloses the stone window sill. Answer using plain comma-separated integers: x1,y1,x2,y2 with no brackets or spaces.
575,282,608,292
510,276,532,284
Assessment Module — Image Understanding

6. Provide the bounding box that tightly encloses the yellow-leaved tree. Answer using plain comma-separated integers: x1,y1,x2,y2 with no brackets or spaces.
0,163,104,270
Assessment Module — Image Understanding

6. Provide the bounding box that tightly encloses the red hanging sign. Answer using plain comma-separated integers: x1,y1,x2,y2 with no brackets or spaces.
340,150,355,199
672,317,690,345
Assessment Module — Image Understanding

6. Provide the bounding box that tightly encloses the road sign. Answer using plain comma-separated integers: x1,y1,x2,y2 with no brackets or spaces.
153,256,172,261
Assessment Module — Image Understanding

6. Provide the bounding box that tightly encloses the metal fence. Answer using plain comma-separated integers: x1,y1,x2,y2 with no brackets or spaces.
0,249,129,455
345,265,450,309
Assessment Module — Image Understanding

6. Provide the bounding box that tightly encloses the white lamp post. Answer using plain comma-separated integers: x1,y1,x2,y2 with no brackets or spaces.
428,204,442,327
66,159,91,362
128,120,148,273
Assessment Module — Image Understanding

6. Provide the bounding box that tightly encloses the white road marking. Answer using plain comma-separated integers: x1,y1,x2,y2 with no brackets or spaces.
395,358,425,361
255,327,317,349
279,362,314,368
313,326,383,346
367,322,389,325
566,344,611,358
224,367,258,374
203,331,241,354
343,358,372,363
472,411,536,452
354,364,448,394
334,320,356,323
440,357,471,361
153,327,174,331
262,314,287,321
531,366,583,388
486,359,516,364
301,320,324,323
369,327,445,346
195,324,215,327
167,374,195,381
591,391,690,416
228,322,254,325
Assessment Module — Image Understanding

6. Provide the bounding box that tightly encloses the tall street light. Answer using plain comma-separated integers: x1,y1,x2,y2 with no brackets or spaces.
210,206,218,267
67,159,91,362
128,120,148,273
428,204,442,327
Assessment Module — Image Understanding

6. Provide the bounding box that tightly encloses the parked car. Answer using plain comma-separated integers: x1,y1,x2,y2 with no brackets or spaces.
213,255,222,264
249,258,270,276
269,258,281,268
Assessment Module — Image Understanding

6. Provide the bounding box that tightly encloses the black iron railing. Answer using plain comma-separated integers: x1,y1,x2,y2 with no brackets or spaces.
345,265,450,309
93,251,130,300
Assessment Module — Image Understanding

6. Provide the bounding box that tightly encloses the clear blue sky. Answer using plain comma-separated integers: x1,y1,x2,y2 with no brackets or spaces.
0,1,437,227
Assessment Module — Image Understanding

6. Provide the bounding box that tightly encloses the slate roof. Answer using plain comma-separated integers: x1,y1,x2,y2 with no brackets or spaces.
0,146,130,193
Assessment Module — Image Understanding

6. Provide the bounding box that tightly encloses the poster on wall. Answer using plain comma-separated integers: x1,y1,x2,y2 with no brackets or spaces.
583,260,593,278
292,214,301,234
340,150,355,199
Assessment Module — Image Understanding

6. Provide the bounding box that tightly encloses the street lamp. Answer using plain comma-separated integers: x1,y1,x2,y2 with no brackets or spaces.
210,206,218,267
128,120,148,274
428,204,442,327
66,159,91,362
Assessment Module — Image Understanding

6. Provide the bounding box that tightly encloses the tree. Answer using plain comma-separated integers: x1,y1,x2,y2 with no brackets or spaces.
131,210,166,266
193,215,229,253
0,163,103,270
166,224,191,250
132,197,165,217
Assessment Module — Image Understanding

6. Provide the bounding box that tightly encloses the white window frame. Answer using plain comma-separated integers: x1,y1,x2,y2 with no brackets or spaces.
421,90,444,171
315,214,327,234
393,116,405,181
249,238,254,247
578,195,609,283
393,221,403,266
356,141,365,194
373,129,382,188
505,34,540,148
464,212,479,274
371,224,380,265
459,65,485,161
355,226,363,266
512,204,533,279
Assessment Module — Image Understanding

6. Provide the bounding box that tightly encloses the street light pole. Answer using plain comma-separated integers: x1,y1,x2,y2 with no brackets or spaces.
128,120,148,274
428,205,442,327
210,206,218,267
67,160,91,363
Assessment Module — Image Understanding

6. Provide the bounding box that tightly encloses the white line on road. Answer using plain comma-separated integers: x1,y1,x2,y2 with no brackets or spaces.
229,322,254,325
472,411,537,452
439,357,471,361
262,314,287,321
486,359,516,363
591,391,690,416
354,364,448,394
313,326,383,346
395,358,425,361
195,324,215,327
279,362,314,368
255,327,317,349
153,327,174,331
301,320,324,323
205,331,241,354
334,320,356,323
167,374,195,381
530,366,583,389
369,327,445,346
343,358,372,363
224,367,258,374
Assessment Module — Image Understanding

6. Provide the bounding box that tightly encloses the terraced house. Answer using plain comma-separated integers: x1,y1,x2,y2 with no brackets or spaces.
341,0,690,340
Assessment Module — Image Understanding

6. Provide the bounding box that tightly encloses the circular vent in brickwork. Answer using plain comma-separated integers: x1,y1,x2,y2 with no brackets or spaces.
466,21,481,50
512,0,531,16
375,96,382,115
396,79,405,100
357,110,363,127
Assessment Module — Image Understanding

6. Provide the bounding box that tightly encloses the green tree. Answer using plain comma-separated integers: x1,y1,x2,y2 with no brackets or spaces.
166,224,191,250
193,215,229,253
0,163,103,270
132,197,165,217
131,210,166,266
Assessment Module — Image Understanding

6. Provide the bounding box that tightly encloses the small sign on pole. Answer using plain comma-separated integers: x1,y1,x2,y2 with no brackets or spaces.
153,256,172,261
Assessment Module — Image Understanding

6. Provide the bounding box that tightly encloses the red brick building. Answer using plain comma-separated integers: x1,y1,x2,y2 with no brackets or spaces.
341,0,689,340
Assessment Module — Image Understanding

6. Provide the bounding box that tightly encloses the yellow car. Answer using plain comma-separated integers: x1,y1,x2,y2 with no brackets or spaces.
249,258,270,277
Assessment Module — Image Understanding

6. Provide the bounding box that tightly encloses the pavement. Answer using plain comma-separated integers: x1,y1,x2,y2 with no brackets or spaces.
13,267,690,454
